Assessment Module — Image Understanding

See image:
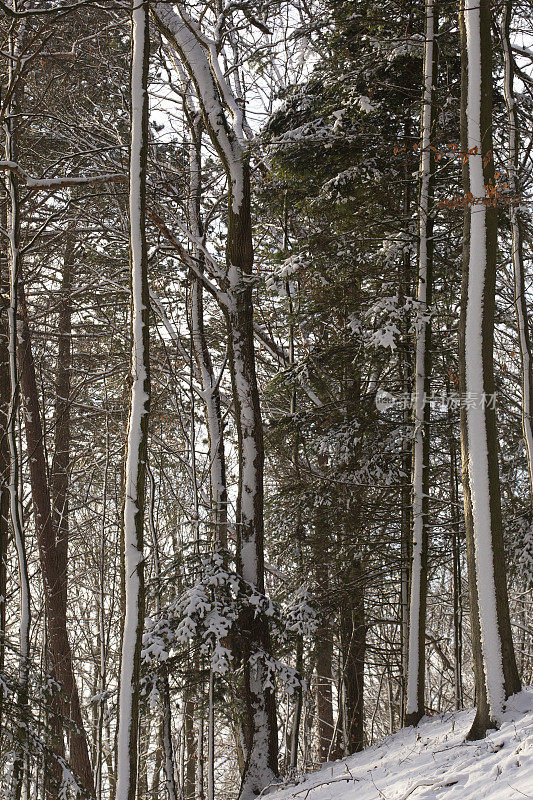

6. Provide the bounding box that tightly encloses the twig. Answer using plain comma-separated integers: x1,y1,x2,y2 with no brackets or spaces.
293,776,358,799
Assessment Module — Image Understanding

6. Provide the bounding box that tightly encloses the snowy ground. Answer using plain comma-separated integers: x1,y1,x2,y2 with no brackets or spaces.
270,690,533,800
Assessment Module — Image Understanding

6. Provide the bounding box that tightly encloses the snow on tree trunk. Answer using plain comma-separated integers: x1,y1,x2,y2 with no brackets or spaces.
405,0,437,727
4,90,30,800
398,120,413,721
0,196,8,742
187,119,228,547
458,0,521,739
115,3,151,799
227,290,278,797
151,5,279,794
500,0,533,501
148,466,178,800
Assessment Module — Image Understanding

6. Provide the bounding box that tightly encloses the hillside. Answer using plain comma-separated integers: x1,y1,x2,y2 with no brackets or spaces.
270,690,533,800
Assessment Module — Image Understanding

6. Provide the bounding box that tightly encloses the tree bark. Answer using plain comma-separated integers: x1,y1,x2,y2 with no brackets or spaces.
45,229,76,800
4,69,31,799
312,511,337,763
405,0,438,727
0,194,9,739
398,133,412,722
186,116,228,548
17,274,94,796
51,230,75,624
339,560,365,753
115,2,151,799
151,9,279,793
183,695,196,800
500,0,533,501
458,0,521,738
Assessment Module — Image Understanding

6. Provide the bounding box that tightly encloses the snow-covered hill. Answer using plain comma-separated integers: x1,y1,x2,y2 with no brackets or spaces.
271,690,533,800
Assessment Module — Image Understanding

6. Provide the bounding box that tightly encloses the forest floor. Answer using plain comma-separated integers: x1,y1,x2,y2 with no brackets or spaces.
272,689,533,800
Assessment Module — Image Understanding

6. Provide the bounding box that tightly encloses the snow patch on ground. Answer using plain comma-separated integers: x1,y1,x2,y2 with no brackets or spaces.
270,690,533,800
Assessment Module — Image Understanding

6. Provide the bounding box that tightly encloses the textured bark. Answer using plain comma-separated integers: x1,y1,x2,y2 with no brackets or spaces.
312,513,337,763
405,0,438,727
447,403,464,711
339,562,365,753
184,696,197,800
223,163,278,793
151,8,279,793
398,121,413,722
187,119,228,547
148,464,178,800
44,230,76,800
0,198,8,737
17,277,94,797
151,723,163,800
51,231,75,619
500,0,533,500
115,3,151,799
4,74,32,800
458,0,521,739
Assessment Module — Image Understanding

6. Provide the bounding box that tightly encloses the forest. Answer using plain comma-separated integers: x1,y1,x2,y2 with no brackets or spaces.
0,0,532,798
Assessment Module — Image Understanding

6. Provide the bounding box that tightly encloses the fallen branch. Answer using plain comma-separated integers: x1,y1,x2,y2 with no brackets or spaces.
292,776,358,800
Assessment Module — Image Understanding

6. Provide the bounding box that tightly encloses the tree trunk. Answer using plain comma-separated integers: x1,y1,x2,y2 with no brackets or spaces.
458,0,521,738
405,0,438,727
398,119,413,723
51,230,75,626
500,0,533,500
187,118,228,548
225,144,278,800
447,398,464,711
339,561,365,753
115,3,150,799
17,273,94,796
312,512,337,763
44,229,76,799
4,73,31,800
150,8,279,793
0,193,9,738
183,695,196,800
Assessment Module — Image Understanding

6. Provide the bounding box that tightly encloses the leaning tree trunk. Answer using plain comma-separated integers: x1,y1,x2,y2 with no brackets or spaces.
115,3,150,799
500,0,533,500
458,0,521,739
405,0,438,727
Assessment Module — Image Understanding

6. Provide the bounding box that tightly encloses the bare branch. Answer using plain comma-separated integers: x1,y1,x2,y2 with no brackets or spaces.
0,160,126,190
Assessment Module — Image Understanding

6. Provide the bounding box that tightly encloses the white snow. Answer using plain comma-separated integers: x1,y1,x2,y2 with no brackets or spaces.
269,690,533,800
153,3,246,213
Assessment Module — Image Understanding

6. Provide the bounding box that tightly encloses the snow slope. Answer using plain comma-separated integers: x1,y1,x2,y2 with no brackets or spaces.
271,690,533,800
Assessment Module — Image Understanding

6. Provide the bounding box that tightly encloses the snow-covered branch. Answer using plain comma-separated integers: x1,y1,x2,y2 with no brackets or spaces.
0,160,126,190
